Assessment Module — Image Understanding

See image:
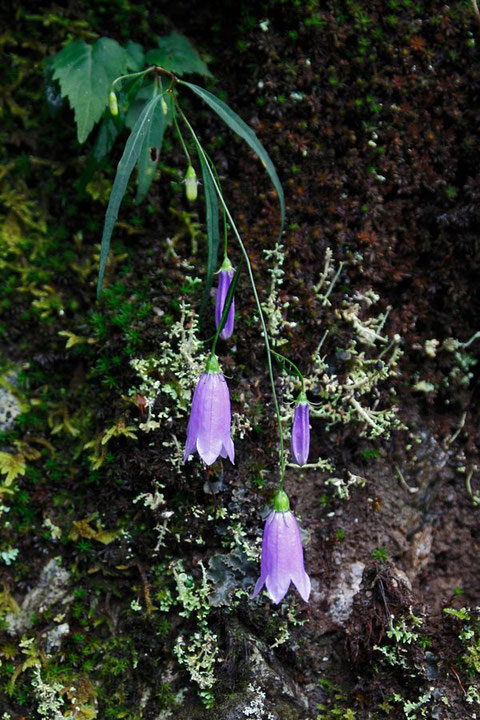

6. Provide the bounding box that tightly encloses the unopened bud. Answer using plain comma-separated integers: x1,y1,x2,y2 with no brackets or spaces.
185,165,198,202
161,97,168,116
109,90,118,116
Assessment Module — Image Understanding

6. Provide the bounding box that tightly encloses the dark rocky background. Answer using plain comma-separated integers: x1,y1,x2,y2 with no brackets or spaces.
1,1,480,718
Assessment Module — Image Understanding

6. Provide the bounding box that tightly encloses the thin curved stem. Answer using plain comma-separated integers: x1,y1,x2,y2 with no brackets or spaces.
270,350,305,393
111,66,156,91
180,109,286,485
173,110,191,166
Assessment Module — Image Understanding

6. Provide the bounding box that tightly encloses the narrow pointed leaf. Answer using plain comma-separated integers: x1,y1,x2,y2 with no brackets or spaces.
180,81,284,232
97,94,162,297
198,151,220,316
125,81,173,129
78,111,121,191
135,100,166,203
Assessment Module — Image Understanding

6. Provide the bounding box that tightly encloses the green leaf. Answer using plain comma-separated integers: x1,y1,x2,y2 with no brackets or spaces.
197,152,220,316
51,38,128,143
125,82,159,129
97,94,162,297
92,113,121,164
78,111,121,191
78,109,122,193
145,32,212,78
125,40,145,71
135,99,166,203
180,82,284,233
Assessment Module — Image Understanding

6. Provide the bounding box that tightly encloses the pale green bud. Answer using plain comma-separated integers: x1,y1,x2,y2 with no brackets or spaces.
108,90,118,116
185,165,198,202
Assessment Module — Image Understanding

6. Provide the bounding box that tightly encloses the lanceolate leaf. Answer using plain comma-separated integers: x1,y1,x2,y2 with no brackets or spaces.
180,82,285,233
78,111,121,191
51,38,128,143
135,99,166,203
97,94,162,298
146,32,212,78
197,151,220,316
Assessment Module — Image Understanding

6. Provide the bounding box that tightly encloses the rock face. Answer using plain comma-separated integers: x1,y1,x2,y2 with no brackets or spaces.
327,561,365,624
6,557,71,636
175,621,312,720
0,383,22,430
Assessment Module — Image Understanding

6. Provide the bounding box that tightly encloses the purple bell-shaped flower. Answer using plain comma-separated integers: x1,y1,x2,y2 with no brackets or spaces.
291,390,310,466
184,354,234,466
252,490,311,604
215,256,235,340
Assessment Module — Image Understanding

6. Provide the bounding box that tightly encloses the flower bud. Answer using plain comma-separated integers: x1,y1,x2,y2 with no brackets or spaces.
291,390,310,466
215,256,235,340
161,97,168,116
108,90,118,116
184,165,198,202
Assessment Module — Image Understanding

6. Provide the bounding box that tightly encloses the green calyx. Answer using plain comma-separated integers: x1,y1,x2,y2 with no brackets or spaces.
296,389,308,405
220,255,234,272
205,354,221,374
273,490,290,512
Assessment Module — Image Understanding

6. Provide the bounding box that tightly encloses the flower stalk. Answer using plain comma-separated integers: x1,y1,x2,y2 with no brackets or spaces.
179,109,286,485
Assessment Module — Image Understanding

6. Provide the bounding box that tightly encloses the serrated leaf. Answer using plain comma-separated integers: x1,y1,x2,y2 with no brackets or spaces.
198,152,220,315
51,38,128,143
125,40,145,71
97,93,162,297
181,82,285,233
145,32,212,78
136,98,166,203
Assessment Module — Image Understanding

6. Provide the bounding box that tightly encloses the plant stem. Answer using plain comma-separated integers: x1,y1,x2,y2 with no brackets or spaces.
270,349,305,393
180,111,286,485
111,66,156,91
173,111,191,166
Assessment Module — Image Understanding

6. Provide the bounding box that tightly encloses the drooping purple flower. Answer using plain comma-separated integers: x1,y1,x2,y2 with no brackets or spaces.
184,354,234,466
215,257,235,340
291,391,310,466
252,491,311,605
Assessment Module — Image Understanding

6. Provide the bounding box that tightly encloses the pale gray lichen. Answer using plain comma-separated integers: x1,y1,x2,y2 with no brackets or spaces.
30,666,65,720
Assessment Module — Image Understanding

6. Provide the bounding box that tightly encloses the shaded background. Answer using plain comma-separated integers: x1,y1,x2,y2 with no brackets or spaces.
1,1,480,718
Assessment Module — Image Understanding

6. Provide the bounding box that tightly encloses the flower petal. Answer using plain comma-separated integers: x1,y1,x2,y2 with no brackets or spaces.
263,512,294,604
292,568,311,603
184,374,208,462
251,574,266,599
220,434,235,464
282,512,311,603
